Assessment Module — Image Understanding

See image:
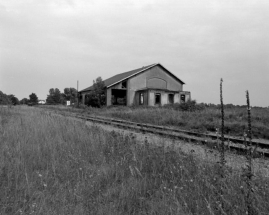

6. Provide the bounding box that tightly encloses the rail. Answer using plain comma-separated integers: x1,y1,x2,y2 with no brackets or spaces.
73,114,269,158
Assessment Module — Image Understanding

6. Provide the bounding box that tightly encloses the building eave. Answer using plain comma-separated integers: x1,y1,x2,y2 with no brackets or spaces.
136,87,181,93
106,63,158,88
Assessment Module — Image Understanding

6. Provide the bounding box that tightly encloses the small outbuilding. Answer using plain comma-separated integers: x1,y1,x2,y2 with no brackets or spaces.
38,100,46,105
79,63,191,106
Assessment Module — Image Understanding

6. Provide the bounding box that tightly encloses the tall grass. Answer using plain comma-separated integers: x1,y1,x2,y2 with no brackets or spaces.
40,104,269,140
1,106,269,214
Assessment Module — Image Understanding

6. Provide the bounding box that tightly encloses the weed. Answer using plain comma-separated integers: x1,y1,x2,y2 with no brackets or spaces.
219,78,226,173
1,106,268,214
242,91,257,215
39,103,269,140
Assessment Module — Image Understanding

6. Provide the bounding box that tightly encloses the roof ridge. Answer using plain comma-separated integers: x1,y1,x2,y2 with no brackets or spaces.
79,63,157,92
113,63,156,76
106,63,158,88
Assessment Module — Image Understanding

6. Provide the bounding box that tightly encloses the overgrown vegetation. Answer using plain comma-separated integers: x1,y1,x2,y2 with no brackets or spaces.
46,88,77,105
243,91,255,214
40,103,269,140
0,91,19,105
28,93,39,105
163,100,205,112
84,77,106,107
0,106,269,214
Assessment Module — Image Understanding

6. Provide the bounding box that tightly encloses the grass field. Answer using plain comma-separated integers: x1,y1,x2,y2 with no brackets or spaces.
1,106,269,214
40,104,269,140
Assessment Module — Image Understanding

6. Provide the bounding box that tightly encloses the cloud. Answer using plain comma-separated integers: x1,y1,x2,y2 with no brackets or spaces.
0,0,268,106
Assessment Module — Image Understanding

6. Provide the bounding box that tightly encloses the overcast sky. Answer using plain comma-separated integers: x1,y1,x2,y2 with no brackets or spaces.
0,0,268,106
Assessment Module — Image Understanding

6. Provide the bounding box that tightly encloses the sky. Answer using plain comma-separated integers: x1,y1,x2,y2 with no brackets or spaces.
0,0,268,107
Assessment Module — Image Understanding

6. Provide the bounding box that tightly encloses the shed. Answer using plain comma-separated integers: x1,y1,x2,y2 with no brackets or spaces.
79,63,191,106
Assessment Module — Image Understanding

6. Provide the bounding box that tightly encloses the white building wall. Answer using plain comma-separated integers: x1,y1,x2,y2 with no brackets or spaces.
127,65,183,106
106,88,112,106
148,91,154,106
162,92,168,105
174,93,180,103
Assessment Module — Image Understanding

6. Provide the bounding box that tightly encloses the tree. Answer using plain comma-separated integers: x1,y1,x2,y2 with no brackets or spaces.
63,88,77,104
46,89,55,104
46,88,64,104
8,94,19,105
29,93,38,105
85,77,106,107
20,98,29,105
0,91,12,105
54,88,62,104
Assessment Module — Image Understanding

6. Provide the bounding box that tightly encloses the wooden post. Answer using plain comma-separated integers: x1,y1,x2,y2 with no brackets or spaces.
77,80,79,108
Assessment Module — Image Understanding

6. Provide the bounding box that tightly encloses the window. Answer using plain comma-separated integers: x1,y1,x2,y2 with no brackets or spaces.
168,94,174,104
155,93,161,105
139,93,144,105
122,81,127,89
181,94,186,103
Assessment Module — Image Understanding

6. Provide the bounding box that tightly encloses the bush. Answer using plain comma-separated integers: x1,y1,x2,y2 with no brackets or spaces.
164,100,205,112
85,94,100,107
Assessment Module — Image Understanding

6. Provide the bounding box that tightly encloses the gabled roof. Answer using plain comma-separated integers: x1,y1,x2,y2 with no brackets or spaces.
79,63,185,93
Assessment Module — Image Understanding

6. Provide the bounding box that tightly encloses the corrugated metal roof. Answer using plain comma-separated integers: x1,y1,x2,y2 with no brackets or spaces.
79,63,184,93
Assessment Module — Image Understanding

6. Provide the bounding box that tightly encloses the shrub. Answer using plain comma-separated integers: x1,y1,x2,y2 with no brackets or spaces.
164,100,205,112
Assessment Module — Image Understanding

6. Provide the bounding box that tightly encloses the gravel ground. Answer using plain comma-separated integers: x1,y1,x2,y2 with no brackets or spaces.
53,111,269,178
82,119,269,178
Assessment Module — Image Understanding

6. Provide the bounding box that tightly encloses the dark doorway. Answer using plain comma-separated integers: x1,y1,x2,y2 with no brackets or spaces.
112,89,127,105
168,94,174,104
155,93,161,105
180,94,186,103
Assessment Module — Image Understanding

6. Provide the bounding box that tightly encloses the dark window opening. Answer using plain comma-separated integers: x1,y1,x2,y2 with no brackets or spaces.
122,81,127,89
139,93,144,105
112,89,127,105
168,94,174,104
155,93,161,105
180,94,186,103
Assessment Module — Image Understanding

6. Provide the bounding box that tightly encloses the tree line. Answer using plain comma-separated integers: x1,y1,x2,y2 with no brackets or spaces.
1,77,105,107
0,91,38,105
45,77,105,107
46,88,77,105
0,87,78,106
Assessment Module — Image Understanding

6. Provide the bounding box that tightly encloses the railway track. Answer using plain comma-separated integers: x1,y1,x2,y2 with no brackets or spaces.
71,114,269,158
